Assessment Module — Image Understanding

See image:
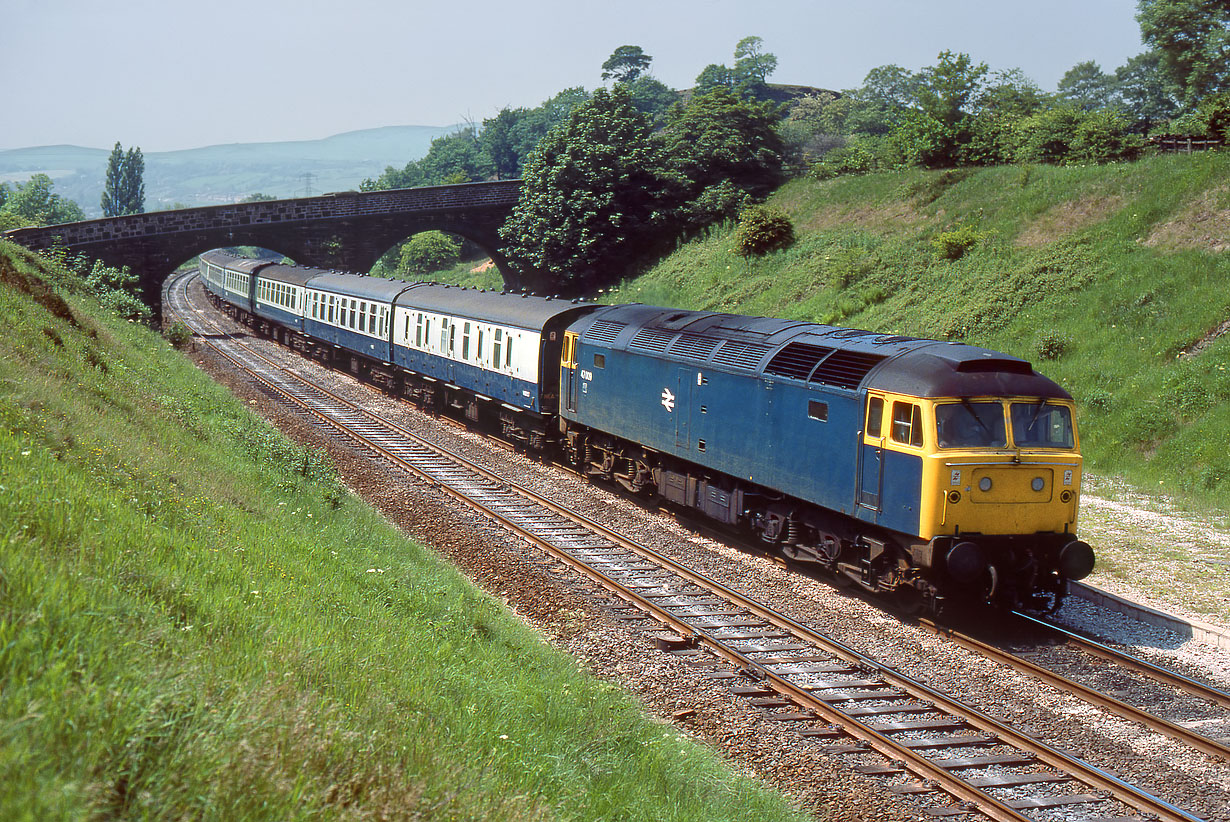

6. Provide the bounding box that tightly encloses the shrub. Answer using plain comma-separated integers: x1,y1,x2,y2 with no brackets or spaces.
733,205,795,256
398,231,462,276
1035,331,1070,360
163,321,193,349
1014,106,1082,164
1072,108,1143,163
930,223,986,260
810,138,879,180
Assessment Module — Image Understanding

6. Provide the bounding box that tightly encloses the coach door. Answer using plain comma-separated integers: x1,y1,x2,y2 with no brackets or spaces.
562,331,580,413
858,395,885,514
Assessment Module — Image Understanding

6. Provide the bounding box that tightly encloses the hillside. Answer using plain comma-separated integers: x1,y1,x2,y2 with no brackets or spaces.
614,152,1230,507
0,241,806,821
0,125,457,215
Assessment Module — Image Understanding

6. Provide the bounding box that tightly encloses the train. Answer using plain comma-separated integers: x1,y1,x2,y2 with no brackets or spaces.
200,249,1094,614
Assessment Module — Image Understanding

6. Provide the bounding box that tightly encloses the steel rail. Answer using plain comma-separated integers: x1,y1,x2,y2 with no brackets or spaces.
919,616,1230,765
168,274,1204,822
1015,610,1230,710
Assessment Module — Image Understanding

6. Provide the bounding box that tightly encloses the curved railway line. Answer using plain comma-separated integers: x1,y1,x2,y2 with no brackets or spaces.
167,268,1224,822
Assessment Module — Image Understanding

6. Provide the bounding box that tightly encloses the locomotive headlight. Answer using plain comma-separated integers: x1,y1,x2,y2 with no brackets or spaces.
978,477,992,492
1031,477,1045,492
947,490,962,504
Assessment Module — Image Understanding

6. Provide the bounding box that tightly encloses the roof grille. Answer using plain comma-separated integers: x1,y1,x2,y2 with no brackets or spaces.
712,341,772,370
765,342,836,380
584,320,626,345
629,328,674,354
670,333,722,361
810,350,886,390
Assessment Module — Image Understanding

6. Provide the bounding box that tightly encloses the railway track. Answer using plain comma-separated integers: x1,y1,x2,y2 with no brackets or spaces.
920,612,1230,762
167,269,1214,822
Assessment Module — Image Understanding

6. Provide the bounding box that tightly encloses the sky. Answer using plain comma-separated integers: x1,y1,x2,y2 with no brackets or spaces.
2,0,1147,153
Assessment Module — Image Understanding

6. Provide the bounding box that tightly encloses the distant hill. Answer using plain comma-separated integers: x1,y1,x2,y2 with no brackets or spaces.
0,125,459,217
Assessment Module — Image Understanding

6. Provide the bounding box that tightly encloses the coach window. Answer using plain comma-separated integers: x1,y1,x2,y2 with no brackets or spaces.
477,328,485,363
462,322,472,360
505,335,514,369
866,396,884,438
891,401,924,447
415,314,424,348
493,328,503,368
368,305,377,334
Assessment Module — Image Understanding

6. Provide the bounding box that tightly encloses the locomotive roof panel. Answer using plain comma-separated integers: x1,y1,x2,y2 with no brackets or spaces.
573,304,1068,398
393,285,600,332
864,344,1071,400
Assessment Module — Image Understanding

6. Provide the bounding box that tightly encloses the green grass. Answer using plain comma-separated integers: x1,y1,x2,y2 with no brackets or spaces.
610,152,1230,508
0,240,808,821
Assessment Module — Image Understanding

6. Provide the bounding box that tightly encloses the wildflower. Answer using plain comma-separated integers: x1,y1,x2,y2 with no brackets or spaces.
499,734,509,740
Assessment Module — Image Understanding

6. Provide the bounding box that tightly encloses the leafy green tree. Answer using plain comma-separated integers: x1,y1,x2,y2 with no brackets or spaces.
1137,0,1230,104
859,64,919,109
398,231,462,275
2,174,85,226
976,68,1049,117
1114,50,1182,129
481,107,530,178
601,45,652,83
624,76,679,122
1056,61,1117,111
500,86,668,292
695,63,734,95
240,192,278,202
915,51,988,127
658,87,786,229
101,142,145,216
733,36,778,89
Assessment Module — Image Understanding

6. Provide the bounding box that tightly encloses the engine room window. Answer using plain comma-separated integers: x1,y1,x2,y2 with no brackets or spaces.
593,353,605,368
891,401,923,447
1011,402,1075,449
866,397,884,437
936,402,1007,448
808,400,828,422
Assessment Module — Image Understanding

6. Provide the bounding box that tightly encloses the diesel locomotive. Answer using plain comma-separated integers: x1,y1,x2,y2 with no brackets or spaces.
200,249,1094,613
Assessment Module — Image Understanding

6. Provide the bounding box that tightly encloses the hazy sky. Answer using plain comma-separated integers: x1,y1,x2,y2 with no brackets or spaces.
3,0,1146,153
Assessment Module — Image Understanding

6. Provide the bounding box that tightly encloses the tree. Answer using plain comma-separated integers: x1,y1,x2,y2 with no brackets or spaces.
1056,61,1117,111
915,51,988,127
500,86,668,292
101,142,145,217
733,36,778,88
240,192,278,202
976,68,1049,117
1137,0,1230,105
1114,50,1182,129
694,63,734,95
2,174,85,226
601,45,652,84
657,87,785,228
624,76,679,122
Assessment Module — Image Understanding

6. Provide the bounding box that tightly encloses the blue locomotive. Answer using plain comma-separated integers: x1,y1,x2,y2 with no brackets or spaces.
200,249,1092,612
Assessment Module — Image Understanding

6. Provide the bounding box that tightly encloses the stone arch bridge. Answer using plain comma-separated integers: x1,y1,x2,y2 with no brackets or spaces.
4,180,522,309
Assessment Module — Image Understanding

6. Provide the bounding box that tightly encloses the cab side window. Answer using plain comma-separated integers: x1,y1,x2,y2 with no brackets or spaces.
891,401,923,447
866,397,884,437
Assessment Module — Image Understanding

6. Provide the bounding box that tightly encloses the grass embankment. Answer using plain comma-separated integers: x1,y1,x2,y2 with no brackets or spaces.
0,240,808,821
616,153,1230,511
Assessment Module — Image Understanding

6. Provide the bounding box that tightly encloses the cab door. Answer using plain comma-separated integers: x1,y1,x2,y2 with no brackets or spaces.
561,331,580,413
858,395,885,514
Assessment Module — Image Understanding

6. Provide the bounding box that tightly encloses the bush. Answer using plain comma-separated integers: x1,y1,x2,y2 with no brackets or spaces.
1072,108,1143,163
930,223,986,260
810,138,881,180
163,321,193,349
733,205,795,256
1035,331,1070,360
398,231,462,276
